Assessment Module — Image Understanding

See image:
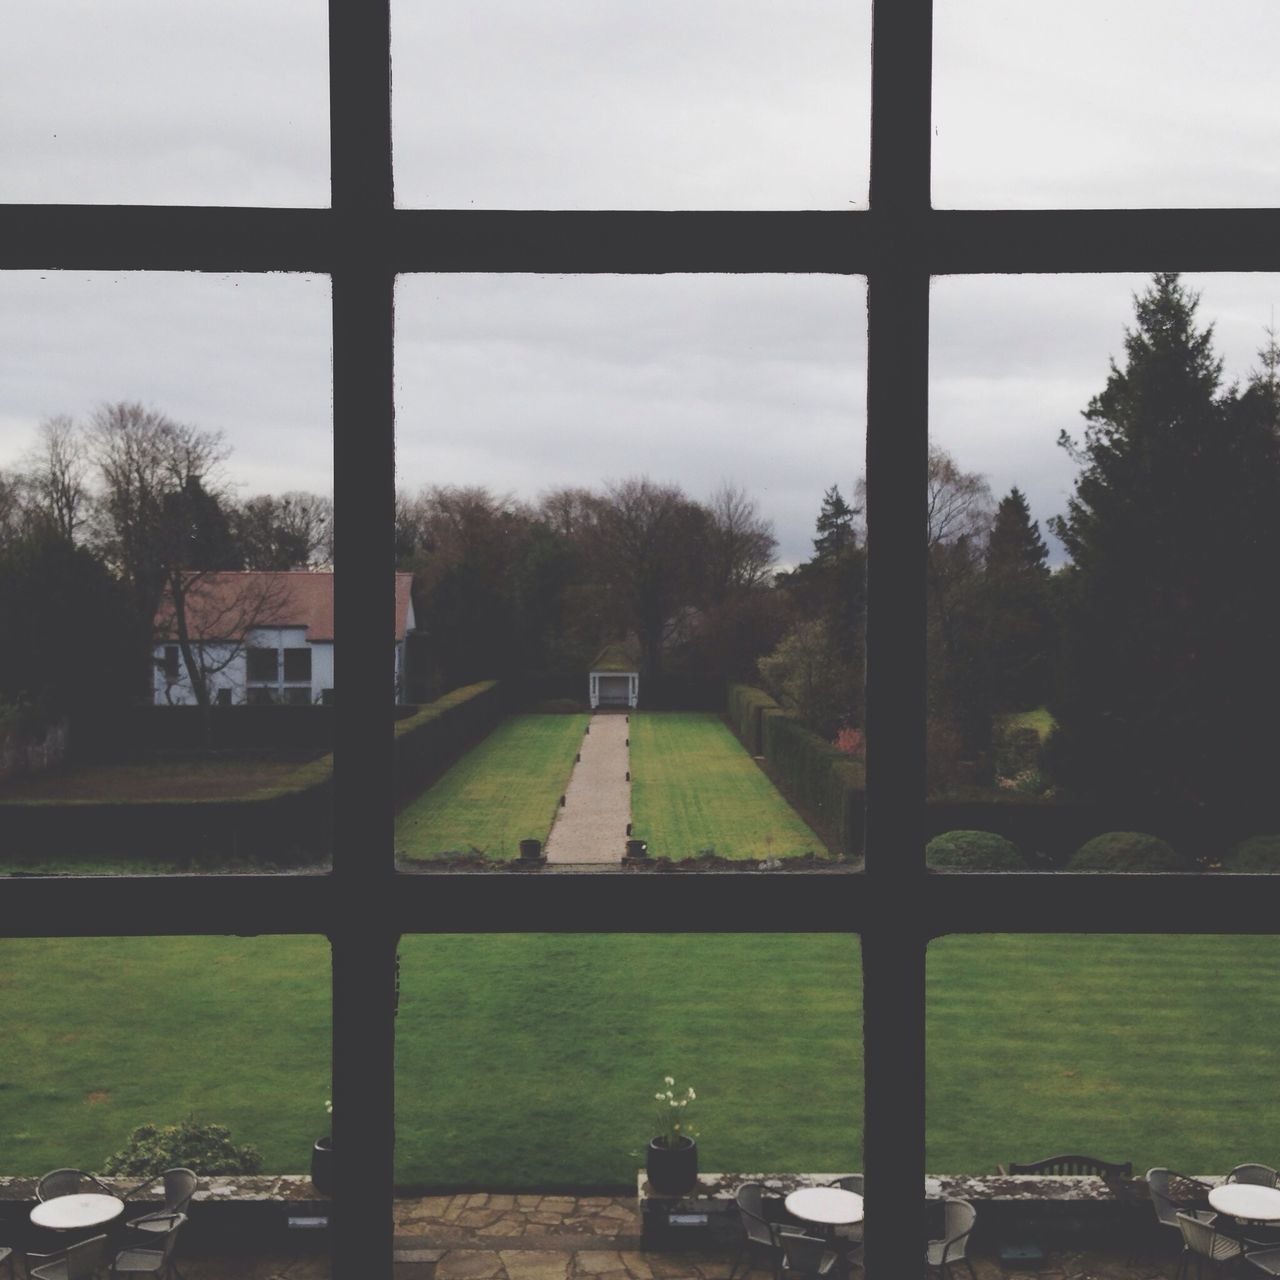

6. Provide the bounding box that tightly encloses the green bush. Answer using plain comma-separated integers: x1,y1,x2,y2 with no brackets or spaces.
926,829,1024,870
1067,831,1191,872
102,1116,263,1177
1223,835,1280,873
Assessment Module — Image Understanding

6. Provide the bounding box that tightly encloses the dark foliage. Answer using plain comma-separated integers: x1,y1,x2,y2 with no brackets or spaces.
102,1117,262,1177
1066,831,1191,872
925,829,1024,869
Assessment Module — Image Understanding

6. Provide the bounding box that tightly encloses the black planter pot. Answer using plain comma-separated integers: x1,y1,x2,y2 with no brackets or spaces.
311,1136,334,1195
646,1135,698,1195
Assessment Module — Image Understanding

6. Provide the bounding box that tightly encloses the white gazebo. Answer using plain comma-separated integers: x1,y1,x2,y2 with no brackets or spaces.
589,644,639,710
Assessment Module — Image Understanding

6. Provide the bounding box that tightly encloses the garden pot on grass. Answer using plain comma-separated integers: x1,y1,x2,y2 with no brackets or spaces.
311,1136,334,1195
646,1135,697,1195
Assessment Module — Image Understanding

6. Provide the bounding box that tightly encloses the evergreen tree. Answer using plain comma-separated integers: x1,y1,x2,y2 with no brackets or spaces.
1048,273,1280,807
812,485,857,563
982,487,1053,710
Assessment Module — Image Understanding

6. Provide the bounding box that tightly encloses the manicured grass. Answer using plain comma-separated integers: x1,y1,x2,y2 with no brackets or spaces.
997,707,1057,742
0,756,324,802
927,934,1280,1173
630,712,826,859
0,936,331,1176
8,933,1280,1182
393,934,862,1185
395,714,588,861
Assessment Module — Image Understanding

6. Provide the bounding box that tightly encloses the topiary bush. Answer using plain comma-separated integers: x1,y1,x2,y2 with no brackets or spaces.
926,829,1024,870
1222,835,1280,873
1067,831,1191,872
102,1116,263,1178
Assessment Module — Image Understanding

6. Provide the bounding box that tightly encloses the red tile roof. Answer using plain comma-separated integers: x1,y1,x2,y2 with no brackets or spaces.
154,571,415,643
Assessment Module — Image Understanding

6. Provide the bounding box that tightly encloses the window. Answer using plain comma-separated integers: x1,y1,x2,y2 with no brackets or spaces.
246,647,279,683
162,645,180,679
283,687,313,706
4,3,1269,1278
216,687,233,707
283,648,312,683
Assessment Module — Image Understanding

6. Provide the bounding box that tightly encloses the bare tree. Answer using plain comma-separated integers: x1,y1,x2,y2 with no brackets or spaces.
22,415,90,542
234,491,334,569
0,469,31,548
88,401,233,623
593,478,709,676
706,482,777,599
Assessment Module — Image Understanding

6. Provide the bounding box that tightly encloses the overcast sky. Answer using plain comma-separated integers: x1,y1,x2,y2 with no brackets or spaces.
2,1,1277,567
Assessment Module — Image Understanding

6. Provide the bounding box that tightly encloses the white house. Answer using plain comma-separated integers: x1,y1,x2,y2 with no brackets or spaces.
153,571,417,706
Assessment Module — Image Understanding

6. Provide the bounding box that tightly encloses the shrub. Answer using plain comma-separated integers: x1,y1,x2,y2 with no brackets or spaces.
102,1116,263,1178
994,725,1042,780
1223,835,1280,873
926,829,1023,870
1067,831,1191,872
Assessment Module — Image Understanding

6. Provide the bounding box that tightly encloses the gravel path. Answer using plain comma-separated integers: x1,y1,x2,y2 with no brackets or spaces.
544,714,631,864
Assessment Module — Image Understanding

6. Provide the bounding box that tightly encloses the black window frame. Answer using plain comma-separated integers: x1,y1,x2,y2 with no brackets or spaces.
246,646,281,684
283,647,313,683
3,3,1278,1277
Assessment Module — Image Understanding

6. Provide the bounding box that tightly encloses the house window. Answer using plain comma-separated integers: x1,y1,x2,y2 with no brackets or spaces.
282,686,312,706
162,645,180,679
6,3,1266,1278
245,686,277,706
215,687,233,707
283,647,312,682
246,647,279,683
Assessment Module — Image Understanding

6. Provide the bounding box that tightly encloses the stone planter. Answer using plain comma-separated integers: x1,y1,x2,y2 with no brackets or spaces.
310,1137,334,1195
647,1135,697,1195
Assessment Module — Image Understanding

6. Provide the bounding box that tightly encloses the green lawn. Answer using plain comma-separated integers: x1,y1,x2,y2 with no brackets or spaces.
5,933,1280,1182
395,714,588,861
630,712,826,859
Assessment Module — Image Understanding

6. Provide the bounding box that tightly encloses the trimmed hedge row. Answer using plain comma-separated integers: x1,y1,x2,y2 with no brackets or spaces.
727,684,865,856
393,680,510,803
0,753,334,865
74,705,339,758
727,684,780,757
2,682,509,865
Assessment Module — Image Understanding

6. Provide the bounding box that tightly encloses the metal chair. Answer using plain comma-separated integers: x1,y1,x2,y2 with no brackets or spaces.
1176,1211,1244,1280
0,1245,14,1280
27,1233,109,1280
730,1183,785,1280
1000,1154,1133,1178
778,1230,840,1280
1244,1244,1280,1276
109,1213,186,1279
926,1198,977,1280
827,1174,865,1257
1147,1168,1217,1234
36,1169,113,1201
121,1169,196,1278
1229,1165,1280,1188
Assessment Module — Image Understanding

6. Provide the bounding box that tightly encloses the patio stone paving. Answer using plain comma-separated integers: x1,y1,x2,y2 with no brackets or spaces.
158,1193,1187,1279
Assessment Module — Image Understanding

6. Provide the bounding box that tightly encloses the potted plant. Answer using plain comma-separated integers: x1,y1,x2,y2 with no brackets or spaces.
646,1075,698,1195
311,1099,334,1195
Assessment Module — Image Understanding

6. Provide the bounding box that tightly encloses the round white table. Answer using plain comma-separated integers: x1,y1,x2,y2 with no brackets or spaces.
784,1187,864,1228
30,1193,124,1231
1209,1184,1280,1223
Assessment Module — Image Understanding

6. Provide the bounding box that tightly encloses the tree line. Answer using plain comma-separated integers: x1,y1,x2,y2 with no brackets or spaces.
3,273,1277,815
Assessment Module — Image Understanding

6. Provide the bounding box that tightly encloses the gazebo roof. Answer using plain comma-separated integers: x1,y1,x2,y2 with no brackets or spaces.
590,644,637,673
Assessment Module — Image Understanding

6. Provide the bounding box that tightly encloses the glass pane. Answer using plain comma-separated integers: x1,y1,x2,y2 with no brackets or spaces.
393,274,866,870
0,271,335,874
2,935,332,1275
391,1,871,210
395,933,862,1254
926,272,1280,869
927,934,1280,1271
933,0,1280,208
2,4,329,206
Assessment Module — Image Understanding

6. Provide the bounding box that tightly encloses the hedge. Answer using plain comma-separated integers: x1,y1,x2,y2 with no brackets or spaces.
727,684,865,856
926,829,1024,870
1067,831,1192,872
727,684,781,757
1,682,508,865
393,680,510,803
